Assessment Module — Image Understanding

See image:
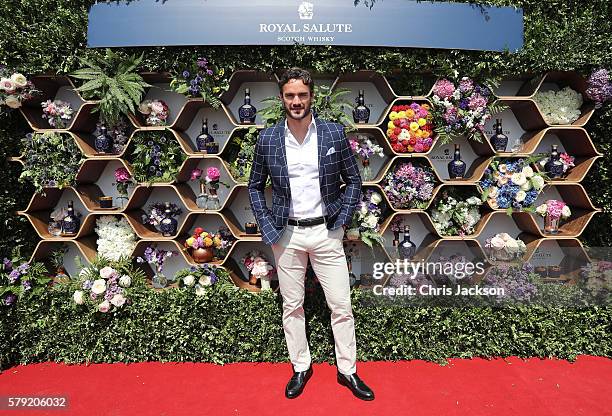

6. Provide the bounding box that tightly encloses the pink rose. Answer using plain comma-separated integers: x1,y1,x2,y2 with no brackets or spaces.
414,142,424,152
150,101,165,114
114,167,131,182
191,168,203,181
206,167,221,182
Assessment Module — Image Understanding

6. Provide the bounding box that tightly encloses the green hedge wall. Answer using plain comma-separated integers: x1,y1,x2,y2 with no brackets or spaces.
1,0,611,367
1,277,610,370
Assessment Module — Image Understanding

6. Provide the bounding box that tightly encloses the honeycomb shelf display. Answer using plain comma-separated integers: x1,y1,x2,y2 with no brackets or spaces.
10,70,601,292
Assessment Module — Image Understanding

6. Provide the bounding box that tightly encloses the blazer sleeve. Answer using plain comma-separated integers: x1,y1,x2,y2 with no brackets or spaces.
336,124,362,226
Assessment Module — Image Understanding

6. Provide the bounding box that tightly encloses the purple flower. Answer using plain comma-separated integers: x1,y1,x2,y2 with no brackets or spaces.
17,263,29,274
197,58,208,68
182,70,190,79
206,69,213,76
586,68,612,108
3,258,12,269
4,294,16,306
22,280,32,291
82,280,93,290
8,269,20,283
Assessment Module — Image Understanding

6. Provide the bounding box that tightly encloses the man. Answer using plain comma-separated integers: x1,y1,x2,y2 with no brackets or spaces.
248,67,374,401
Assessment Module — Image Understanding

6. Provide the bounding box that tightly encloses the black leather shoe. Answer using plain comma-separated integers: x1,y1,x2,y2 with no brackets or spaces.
337,372,375,401
285,366,313,399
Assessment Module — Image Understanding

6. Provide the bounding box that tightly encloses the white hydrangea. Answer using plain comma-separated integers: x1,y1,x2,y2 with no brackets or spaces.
95,216,138,261
534,86,583,125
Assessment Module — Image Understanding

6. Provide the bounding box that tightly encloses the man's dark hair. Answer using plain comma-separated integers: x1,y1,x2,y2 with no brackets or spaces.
278,67,315,94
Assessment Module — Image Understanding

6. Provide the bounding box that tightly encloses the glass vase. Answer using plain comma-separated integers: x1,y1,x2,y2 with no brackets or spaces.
115,195,129,209
206,188,221,210
544,214,560,234
361,159,372,181
152,272,168,289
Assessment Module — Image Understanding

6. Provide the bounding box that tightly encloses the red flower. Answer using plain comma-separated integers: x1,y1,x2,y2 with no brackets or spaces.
423,144,431,152
392,143,403,152
392,106,399,112
194,227,204,235
389,135,398,143
393,127,402,135
409,138,417,146
393,119,401,126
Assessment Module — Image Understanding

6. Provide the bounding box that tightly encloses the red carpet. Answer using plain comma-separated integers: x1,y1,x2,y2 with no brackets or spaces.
0,356,611,415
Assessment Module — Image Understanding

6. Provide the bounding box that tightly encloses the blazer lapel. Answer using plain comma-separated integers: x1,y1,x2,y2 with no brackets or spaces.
275,121,290,191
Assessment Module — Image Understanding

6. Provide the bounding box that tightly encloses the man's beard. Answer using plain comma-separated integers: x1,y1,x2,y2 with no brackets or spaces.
284,102,312,120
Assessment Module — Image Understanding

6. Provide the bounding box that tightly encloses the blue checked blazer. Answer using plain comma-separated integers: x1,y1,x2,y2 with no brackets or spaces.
248,116,362,245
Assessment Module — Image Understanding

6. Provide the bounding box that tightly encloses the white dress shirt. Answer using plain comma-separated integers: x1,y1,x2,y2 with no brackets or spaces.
284,117,326,219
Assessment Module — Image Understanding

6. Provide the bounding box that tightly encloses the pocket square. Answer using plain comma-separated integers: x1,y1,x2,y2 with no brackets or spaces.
325,147,336,156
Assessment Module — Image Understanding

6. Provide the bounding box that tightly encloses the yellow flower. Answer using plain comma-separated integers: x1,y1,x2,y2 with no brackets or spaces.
415,129,423,138
387,128,394,137
407,145,414,152
213,236,222,247
418,118,427,126
389,111,398,120
406,109,415,119
397,111,406,119
186,237,195,247
388,121,395,129
410,122,419,131
422,130,431,138
204,237,213,247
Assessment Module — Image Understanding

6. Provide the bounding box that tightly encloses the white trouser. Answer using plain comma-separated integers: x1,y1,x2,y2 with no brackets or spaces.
271,223,357,375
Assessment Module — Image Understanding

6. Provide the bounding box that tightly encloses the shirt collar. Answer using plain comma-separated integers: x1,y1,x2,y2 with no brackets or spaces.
284,113,317,138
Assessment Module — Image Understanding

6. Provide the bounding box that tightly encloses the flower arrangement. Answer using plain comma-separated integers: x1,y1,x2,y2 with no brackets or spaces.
484,233,527,261
533,87,583,125
19,132,84,193
1,251,50,306
429,190,483,236
95,215,138,262
480,158,545,211
579,260,612,301
129,131,186,183
138,99,169,126
382,162,436,209
0,66,38,112
585,68,612,109
191,167,231,191
143,202,183,230
41,99,74,128
170,57,229,108
175,264,220,295
481,264,538,303
136,244,179,287
430,76,502,143
242,250,276,289
535,200,572,220
348,189,386,247
184,228,221,249
385,103,434,153
538,151,575,175
73,258,143,313
348,133,384,180
113,166,135,202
